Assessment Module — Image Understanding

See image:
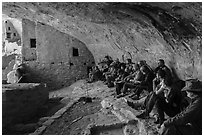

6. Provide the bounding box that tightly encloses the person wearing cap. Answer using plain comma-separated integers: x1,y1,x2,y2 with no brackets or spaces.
159,79,202,135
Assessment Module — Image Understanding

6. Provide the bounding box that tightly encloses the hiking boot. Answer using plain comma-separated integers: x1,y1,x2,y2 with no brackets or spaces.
154,119,160,124
136,111,149,119
127,100,135,107
131,95,139,100
154,118,164,126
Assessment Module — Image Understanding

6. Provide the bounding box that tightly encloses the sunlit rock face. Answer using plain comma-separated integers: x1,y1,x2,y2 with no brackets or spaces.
2,2,202,81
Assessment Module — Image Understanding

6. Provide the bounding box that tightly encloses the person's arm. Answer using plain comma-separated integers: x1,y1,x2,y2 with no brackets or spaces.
155,85,165,95
163,98,201,127
132,72,142,84
153,78,159,92
124,73,134,81
140,73,149,86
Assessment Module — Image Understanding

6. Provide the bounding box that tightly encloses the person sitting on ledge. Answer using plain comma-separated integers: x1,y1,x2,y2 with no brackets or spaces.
159,79,202,135
154,59,172,86
125,69,181,125
88,65,102,83
115,65,131,95
117,63,144,98
129,65,155,100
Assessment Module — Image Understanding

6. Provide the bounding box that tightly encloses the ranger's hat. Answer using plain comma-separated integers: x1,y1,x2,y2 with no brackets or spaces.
181,79,202,93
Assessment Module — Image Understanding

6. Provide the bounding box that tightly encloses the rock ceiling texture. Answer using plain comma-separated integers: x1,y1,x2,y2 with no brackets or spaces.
2,2,202,80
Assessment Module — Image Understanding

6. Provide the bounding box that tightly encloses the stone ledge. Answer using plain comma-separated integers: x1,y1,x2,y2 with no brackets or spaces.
30,97,80,135
99,97,148,134
2,83,48,131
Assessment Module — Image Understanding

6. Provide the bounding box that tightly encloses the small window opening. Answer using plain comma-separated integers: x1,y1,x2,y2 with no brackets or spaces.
30,39,36,48
6,33,11,38
8,27,11,30
73,47,79,57
70,62,74,66
13,33,16,36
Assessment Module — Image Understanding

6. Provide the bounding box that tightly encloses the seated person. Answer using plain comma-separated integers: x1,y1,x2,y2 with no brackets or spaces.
159,79,202,135
138,60,153,72
110,58,121,70
126,70,181,125
115,64,128,82
154,59,172,85
104,66,117,87
130,65,155,99
117,64,144,97
126,58,134,66
115,66,131,95
88,65,102,82
104,55,113,67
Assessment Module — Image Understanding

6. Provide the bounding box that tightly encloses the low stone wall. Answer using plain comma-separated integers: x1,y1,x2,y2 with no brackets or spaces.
2,83,48,131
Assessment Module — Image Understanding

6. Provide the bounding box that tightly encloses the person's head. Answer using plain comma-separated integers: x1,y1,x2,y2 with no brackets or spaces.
128,64,133,70
138,60,146,68
110,66,115,71
127,59,132,64
120,64,125,70
181,79,202,99
140,65,149,75
158,59,165,67
133,64,140,71
105,55,112,61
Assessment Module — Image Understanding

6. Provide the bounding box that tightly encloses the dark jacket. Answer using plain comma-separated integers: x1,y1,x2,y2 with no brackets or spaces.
140,71,155,91
163,95,202,134
166,85,182,108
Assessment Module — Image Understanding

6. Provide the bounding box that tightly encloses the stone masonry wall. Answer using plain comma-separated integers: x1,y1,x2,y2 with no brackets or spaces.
21,19,37,61
21,19,95,89
2,83,48,131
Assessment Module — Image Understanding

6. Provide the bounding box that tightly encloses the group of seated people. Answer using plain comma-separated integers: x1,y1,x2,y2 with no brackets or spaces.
88,55,202,135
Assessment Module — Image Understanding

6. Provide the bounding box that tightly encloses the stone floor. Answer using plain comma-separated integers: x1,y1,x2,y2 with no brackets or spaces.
31,80,159,135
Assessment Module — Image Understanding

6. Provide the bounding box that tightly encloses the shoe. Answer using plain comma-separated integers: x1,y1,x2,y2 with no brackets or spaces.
136,111,149,119
154,119,164,125
154,119,160,124
131,95,139,100
127,100,134,107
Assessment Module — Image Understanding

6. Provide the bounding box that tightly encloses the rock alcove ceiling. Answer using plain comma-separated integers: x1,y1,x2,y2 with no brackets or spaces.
2,2,202,81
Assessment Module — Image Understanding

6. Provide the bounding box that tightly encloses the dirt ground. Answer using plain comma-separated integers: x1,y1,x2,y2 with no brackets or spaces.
43,80,117,135
39,80,159,135
43,97,102,135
